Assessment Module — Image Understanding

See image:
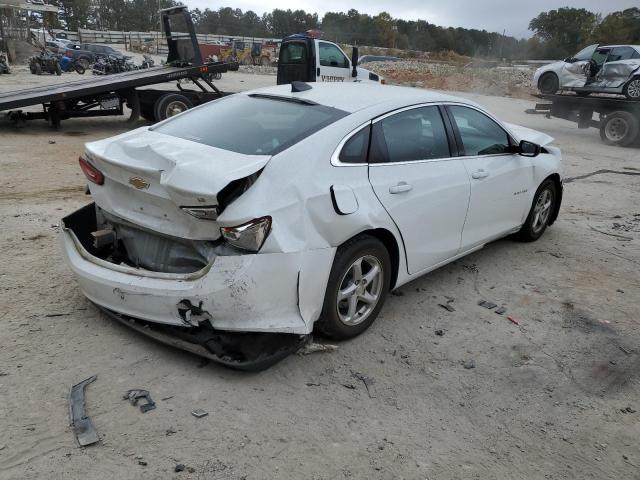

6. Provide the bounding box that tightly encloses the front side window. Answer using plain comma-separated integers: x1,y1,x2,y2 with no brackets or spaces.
573,44,598,61
448,106,510,156
371,106,450,163
153,94,348,156
319,42,349,68
592,48,610,66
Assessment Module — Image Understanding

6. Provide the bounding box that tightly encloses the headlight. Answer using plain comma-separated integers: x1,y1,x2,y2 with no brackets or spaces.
220,216,271,252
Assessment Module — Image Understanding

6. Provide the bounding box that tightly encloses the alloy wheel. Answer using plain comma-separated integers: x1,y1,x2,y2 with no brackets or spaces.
531,188,553,233
627,79,640,99
336,255,384,326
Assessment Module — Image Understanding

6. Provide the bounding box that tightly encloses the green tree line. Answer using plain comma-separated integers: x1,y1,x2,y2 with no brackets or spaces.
50,2,640,60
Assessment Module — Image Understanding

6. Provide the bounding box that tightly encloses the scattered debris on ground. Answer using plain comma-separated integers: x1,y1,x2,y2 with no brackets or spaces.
123,389,156,413
298,341,339,355
69,375,99,447
352,372,376,398
191,409,208,418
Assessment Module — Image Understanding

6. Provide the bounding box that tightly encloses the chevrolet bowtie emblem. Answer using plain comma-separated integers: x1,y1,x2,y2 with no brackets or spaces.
129,177,149,190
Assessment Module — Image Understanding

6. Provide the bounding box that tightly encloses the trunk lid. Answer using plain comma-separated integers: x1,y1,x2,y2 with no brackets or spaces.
85,127,270,240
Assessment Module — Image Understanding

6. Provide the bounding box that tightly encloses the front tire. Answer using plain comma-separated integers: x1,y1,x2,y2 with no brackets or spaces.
538,72,559,94
316,235,391,340
515,180,557,242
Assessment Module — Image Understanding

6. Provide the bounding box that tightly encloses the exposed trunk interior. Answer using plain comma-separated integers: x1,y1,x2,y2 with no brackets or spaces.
63,203,233,274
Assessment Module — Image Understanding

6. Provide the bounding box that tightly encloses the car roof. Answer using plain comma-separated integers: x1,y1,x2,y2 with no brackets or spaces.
243,83,475,114
599,45,640,49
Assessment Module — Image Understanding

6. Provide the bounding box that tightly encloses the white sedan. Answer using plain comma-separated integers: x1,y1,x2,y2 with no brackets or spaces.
61,83,563,369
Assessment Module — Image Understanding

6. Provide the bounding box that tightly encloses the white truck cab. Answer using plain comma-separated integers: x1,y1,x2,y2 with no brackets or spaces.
277,33,383,85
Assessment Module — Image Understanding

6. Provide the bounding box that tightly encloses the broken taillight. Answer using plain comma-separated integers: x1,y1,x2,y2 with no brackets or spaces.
79,157,104,185
220,216,271,252
181,206,219,221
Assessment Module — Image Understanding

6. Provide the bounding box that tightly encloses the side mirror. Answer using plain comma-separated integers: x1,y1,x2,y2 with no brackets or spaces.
351,46,358,78
519,140,541,157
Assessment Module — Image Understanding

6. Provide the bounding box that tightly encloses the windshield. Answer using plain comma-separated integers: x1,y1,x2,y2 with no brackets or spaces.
573,44,598,61
153,95,348,156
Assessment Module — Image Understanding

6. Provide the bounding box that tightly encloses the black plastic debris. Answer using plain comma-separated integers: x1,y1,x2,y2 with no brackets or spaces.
478,300,497,309
69,375,99,447
495,306,507,315
438,303,456,312
123,389,156,413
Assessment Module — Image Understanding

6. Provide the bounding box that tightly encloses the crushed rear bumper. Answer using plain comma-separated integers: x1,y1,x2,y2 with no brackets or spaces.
99,306,310,371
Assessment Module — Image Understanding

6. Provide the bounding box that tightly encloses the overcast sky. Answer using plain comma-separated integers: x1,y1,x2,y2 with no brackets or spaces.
186,0,638,38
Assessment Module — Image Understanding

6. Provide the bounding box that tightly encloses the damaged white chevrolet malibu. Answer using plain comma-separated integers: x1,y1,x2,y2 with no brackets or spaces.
62,82,562,369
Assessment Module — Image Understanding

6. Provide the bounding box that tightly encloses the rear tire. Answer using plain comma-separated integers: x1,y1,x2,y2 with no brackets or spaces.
55,63,62,75
599,111,639,147
34,63,42,75
623,77,640,100
315,235,391,340
515,179,557,242
74,63,85,74
538,72,559,94
153,93,193,122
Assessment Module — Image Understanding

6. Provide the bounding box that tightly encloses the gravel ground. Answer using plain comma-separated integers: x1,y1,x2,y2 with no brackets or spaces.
0,69,639,479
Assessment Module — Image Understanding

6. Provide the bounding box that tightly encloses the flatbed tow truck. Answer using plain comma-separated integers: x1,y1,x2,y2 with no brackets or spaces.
531,93,640,147
0,6,229,127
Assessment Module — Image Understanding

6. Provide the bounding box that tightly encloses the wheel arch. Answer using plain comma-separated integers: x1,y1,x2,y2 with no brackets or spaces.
340,228,401,290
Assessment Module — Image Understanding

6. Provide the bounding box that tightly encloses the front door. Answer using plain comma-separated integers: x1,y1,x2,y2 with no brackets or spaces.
368,105,470,274
445,105,533,249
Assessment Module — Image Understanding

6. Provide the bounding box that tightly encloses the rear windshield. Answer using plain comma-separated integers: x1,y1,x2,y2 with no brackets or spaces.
152,94,348,155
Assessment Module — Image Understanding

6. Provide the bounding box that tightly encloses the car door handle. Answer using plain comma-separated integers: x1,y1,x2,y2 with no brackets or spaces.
389,182,412,194
471,170,489,179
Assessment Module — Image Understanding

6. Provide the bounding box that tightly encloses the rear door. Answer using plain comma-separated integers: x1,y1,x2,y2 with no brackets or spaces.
445,105,533,249
596,46,640,88
368,105,470,274
316,40,350,83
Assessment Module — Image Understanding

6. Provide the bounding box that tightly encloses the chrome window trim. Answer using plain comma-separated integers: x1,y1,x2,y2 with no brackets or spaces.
330,101,516,167
330,122,371,167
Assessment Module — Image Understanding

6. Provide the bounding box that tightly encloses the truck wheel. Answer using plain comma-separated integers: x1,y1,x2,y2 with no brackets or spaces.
154,93,193,121
538,72,559,94
623,77,640,100
599,111,639,147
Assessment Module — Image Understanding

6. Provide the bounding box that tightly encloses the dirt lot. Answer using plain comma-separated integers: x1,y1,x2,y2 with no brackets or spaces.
1,69,639,480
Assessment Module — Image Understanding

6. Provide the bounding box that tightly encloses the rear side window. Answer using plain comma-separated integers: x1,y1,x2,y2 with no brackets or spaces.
339,126,370,164
371,106,450,163
608,47,637,62
279,42,307,64
153,95,348,156
448,106,510,156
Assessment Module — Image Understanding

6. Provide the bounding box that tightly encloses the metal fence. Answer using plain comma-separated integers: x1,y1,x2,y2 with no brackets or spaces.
52,28,281,50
